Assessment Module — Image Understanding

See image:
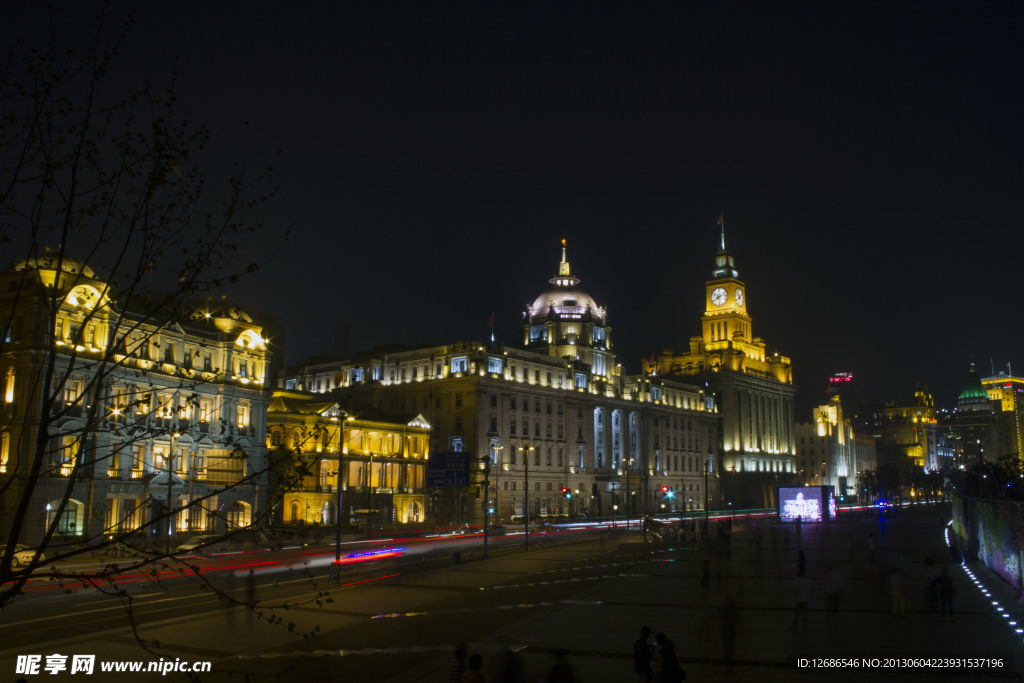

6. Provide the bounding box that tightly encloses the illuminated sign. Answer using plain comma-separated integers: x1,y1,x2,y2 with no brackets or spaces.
778,486,836,523
828,372,854,383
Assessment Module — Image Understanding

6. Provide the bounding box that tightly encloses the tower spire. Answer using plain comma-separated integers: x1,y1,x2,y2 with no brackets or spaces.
717,213,725,250
551,238,580,287
558,238,570,277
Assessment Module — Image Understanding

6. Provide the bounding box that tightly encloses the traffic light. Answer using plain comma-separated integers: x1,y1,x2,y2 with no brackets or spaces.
661,485,669,493
561,486,570,499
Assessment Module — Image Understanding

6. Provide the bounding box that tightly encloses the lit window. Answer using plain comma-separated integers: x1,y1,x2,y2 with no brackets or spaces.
487,357,503,373
4,367,14,403
451,356,468,373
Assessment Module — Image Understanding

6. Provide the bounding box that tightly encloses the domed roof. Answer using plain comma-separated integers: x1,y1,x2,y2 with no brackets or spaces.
958,362,989,404
525,240,606,323
11,253,95,278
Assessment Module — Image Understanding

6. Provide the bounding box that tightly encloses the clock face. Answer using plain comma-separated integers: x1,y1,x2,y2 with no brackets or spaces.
711,287,727,306
735,288,744,306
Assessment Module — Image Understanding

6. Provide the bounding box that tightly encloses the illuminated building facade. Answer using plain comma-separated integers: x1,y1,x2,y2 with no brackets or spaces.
0,256,270,545
649,230,796,507
955,363,1001,467
795,396,857,497
266,391,430,526
281,244,719,525
880,391,950,472
980,370,1024,463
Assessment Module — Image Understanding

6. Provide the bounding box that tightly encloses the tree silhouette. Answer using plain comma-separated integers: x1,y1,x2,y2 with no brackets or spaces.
0,7,295,631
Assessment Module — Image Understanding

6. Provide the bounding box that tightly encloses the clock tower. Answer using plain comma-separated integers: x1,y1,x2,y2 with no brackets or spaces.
702,228,752,350
644,221,798,509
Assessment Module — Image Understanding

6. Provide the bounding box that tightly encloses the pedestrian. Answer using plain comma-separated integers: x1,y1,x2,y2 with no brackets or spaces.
244,568,257,623
795,515,802,535
868,533,876,562
938,568,957,621
487,646,525,683
889,568,907,618
461,653,485,683
652,633,685,683
245,568,257,606
791,568,810,634
547,648,579,683
222,571,238,624
633,626,653,682
450,643,468,682
720,596,741,662
824,564,841,617
923,559,939,612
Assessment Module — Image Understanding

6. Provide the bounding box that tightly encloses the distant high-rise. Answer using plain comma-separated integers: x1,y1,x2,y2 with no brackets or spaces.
956,362,1001,467
980,368,1024,463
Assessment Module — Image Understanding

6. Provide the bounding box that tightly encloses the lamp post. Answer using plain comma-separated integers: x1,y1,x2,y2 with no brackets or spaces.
519,446,534,550
165,432,181,555
704,448,711,539
188,449,197,531
333,414,354,579
624,456,630,534
480,455,491,558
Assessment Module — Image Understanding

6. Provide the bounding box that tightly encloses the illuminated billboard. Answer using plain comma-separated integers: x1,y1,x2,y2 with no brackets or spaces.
778,486,836,523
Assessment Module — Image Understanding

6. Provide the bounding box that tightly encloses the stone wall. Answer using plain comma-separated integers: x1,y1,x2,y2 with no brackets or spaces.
953,496,1024,592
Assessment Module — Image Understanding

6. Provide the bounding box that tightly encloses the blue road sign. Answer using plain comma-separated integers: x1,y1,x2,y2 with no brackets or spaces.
427,452,471,487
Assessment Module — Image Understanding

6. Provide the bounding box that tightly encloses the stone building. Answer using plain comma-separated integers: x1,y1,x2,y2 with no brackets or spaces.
795,396,857,497
265,390,430,526
281,243,719,525
0,255,270,546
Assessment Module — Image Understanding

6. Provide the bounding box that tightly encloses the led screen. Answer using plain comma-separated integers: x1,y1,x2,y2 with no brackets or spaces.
778,486,836,522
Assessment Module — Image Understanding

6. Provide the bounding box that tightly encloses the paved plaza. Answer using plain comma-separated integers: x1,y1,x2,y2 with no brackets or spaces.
6,504,1024,681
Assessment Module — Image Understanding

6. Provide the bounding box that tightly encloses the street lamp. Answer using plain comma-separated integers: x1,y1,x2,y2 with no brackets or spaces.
164,431,181,555
519,446,534,550
704,448,711,539
188,449,198,531
624,455,631,534
479,454,491,558
333,414,355,579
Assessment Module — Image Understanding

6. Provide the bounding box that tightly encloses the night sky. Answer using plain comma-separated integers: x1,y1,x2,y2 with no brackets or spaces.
5,1,1023,415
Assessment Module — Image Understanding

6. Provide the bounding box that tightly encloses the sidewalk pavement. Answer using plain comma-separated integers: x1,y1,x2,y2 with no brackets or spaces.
6,508,1024,681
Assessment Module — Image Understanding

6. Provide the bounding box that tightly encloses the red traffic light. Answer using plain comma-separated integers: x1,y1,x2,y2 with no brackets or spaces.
661,485,669,493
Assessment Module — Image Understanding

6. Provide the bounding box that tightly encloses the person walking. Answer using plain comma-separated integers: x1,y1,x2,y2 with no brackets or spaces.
449,643,468,682
633,626,653,682
720,596,742,662
938,568,957,621
652,633,685,683
792,568,810,634
245,568,257,623
889,568,907,618
547,649,579,683
461,654,485,683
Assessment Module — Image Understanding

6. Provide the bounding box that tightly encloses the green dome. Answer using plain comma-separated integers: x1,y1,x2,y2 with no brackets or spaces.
958,363,989,403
